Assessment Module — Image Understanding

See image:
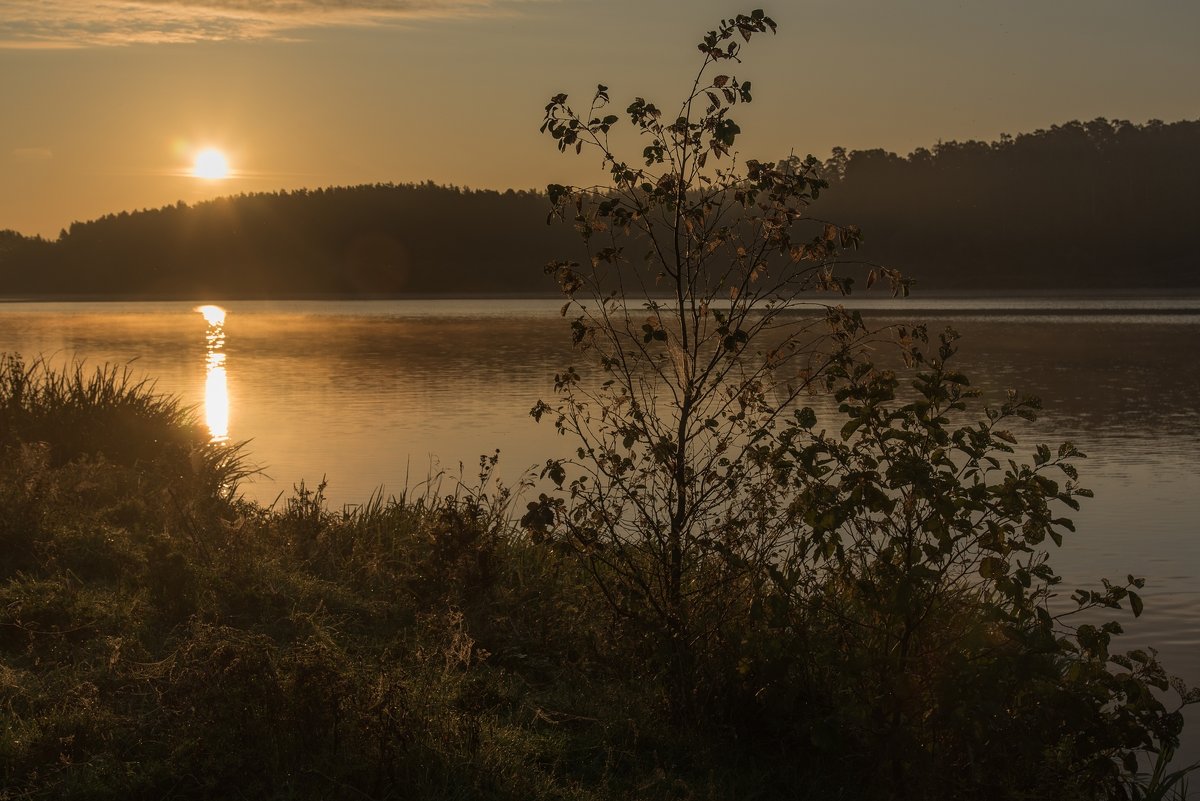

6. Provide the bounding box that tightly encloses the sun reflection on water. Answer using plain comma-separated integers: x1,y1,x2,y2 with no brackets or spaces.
195,304,230,442
196,304,226,327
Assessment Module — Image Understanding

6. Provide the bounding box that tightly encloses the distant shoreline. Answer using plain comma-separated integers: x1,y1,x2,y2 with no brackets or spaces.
0,291,569,303
3,287,1200,304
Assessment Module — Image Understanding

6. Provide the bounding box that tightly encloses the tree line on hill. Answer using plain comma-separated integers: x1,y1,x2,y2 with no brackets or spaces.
0,183,578,298
812,117,1200,290
0,117,1196,298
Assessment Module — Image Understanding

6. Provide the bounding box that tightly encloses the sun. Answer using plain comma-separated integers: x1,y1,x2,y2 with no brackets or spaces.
192,147,230,180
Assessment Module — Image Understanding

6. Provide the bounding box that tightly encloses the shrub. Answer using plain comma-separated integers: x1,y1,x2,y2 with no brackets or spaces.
530,9,1198,798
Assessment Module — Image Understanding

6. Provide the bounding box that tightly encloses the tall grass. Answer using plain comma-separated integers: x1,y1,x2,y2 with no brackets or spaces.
0,353,253,492
0,378,617,799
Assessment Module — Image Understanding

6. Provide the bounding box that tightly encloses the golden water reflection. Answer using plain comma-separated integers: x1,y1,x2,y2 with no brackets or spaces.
196,304,226,327
195,304,229,442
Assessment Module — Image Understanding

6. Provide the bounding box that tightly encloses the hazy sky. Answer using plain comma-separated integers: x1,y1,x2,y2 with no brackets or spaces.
2,0,1198,237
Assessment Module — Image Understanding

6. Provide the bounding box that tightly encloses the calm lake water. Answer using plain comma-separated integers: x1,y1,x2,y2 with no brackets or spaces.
3,295,1199,764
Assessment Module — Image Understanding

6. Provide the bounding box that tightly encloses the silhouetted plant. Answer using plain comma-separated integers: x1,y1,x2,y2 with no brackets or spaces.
528,7,900,718
766,327,1197,796
529,8,1197,796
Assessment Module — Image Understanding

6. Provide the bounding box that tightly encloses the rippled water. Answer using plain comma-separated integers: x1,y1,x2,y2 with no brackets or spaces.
3,295,1198,763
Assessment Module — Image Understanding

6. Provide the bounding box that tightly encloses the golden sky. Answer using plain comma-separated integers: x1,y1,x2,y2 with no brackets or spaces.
2,0,1198,237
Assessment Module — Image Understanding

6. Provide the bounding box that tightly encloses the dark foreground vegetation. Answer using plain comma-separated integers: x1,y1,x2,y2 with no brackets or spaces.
1,352,1196,800
1,118,1198,298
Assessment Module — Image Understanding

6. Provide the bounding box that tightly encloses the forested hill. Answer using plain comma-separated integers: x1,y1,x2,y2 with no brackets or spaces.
811,117,1200,290
0,184,578,298
1,117,1197,299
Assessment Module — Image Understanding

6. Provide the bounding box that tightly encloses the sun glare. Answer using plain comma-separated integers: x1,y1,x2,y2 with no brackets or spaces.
192,147,230,180
195,304,227,326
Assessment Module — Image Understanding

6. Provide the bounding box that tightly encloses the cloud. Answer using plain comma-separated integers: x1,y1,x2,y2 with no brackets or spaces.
11,147,54,162
0,0,509,48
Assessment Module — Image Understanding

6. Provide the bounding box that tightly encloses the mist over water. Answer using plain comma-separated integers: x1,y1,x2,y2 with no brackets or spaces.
3,295,1198,761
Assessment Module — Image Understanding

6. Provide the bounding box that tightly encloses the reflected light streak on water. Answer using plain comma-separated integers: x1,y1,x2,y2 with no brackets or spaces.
196,305,230,442
195,304,227,327
205,353,229,442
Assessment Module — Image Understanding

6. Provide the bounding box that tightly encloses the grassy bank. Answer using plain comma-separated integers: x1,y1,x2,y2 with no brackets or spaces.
0,355,1194,800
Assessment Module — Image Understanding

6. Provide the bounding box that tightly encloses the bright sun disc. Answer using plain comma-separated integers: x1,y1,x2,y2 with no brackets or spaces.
192,147,230,179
